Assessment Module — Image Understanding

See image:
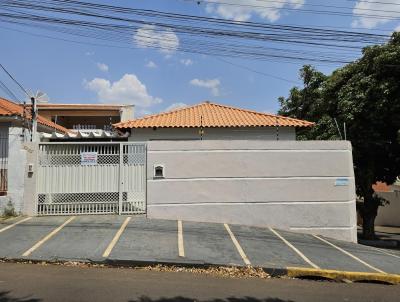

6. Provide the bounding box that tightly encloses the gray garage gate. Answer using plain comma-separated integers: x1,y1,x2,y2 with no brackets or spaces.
36,142,146,216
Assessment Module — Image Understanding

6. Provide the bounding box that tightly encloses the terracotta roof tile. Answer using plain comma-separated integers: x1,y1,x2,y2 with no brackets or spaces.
0,97,68,134
114,101,314,129
372,182,391,193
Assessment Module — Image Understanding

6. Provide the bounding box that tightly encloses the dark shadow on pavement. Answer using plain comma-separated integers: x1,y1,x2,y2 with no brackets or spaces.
0,292,41,302
128,297,294,302
357,229,400,250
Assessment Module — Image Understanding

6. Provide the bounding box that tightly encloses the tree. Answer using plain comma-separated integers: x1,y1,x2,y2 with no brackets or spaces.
279,32,400,239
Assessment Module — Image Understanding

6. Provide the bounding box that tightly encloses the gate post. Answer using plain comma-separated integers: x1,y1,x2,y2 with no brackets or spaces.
22,142,39,216
118,143,123,215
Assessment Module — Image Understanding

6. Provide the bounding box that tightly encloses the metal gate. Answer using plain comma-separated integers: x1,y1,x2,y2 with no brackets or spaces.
36,142,146,216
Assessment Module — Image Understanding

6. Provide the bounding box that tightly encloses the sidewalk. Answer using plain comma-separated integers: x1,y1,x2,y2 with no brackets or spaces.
1,216,400,283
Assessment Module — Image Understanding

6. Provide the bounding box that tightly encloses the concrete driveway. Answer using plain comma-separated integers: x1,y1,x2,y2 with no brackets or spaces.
1,216,400,277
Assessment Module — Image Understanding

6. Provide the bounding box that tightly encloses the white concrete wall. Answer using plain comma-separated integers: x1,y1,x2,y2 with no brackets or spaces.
129,127,295,141
22,142,38,216
146,140,357,242
375,187,400,226
120,105,135,122
0,127,27,214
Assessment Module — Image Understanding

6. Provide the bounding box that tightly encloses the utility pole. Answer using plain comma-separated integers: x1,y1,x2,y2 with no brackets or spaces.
275,116,279,141
31,96,37,142
199,115,204,140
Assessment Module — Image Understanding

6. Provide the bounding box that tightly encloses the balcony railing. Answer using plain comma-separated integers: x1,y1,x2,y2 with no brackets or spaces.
72,124,113,131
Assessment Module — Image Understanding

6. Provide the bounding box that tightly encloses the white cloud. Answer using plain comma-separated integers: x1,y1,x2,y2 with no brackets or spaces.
85,51,94,56
85,74,162,107
352,0,400,29
134,25,179,54
146,61,157,68
395,24,400,32
190,78,221,96
96,62,109,72
205,0,304,22
180,58,193,66
136,108,153,117
164,102,188,112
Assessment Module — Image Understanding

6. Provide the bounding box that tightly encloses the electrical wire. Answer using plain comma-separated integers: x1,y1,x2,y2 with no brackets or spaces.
0,0,391,65
185,0,400,20
215,57,301,84
0,63,30,97
0,78,22,103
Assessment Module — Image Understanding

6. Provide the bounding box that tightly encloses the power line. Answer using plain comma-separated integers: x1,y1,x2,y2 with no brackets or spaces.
0,78,22,103
186,0,400,20
197,0,400,15
343,0,400,6
215,57,301,84
0,63,30,97
0,0,390,64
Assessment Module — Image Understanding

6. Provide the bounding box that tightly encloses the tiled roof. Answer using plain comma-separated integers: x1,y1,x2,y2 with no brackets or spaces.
37,104,126,110
0,97,68,133
372,182,391,193
114,101,314,129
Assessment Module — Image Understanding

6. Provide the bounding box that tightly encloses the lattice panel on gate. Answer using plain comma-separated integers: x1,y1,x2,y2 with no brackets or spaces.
37,192,119,215
37,143,147,216
120,143,146,214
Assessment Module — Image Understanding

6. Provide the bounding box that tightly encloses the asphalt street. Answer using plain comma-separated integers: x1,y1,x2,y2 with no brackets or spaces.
0,262,399,302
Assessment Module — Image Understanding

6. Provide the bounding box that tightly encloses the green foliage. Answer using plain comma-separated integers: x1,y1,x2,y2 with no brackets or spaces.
2,200,17,218
279,32,400,238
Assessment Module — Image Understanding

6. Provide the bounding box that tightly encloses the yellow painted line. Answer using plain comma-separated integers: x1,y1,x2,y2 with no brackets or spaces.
102,217,131,258
286,267,400,285
313,235,386,274
224,223,251,266
269,227,320,269
0,217,32,233
22,216,75,257
177,220,185,257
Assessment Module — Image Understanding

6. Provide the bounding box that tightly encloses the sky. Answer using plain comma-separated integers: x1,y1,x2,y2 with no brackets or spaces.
1,0,400,117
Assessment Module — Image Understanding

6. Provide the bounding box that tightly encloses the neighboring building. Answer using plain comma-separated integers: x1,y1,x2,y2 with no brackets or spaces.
37,103,134,131
0,97,68,212
374,180,400,227
114,101,313,141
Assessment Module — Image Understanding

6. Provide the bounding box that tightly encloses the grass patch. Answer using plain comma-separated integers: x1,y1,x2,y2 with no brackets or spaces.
1,200,17,218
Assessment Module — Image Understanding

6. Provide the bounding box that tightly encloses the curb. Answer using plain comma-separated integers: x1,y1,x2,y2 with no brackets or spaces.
268,267,400,285
2,257,400,285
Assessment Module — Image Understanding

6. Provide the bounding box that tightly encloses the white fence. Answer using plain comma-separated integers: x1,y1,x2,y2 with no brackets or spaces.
37,142,146,215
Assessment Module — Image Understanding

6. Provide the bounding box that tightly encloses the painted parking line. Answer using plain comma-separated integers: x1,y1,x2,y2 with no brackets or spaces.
374,248,400,260
269,227,320,269
0,217,32,234
313,235,386,274
177,220,185,257
22,216,76,257
102,217,131,258
224,223,251,266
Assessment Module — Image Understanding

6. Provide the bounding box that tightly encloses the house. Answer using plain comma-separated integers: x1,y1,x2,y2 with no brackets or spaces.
0,97,67,212
14,99,356,242
374,180,400,227
114,101,313,141
37,103,134,131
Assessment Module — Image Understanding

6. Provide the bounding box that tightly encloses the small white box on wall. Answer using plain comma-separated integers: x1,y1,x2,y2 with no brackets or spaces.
153,164,165,179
